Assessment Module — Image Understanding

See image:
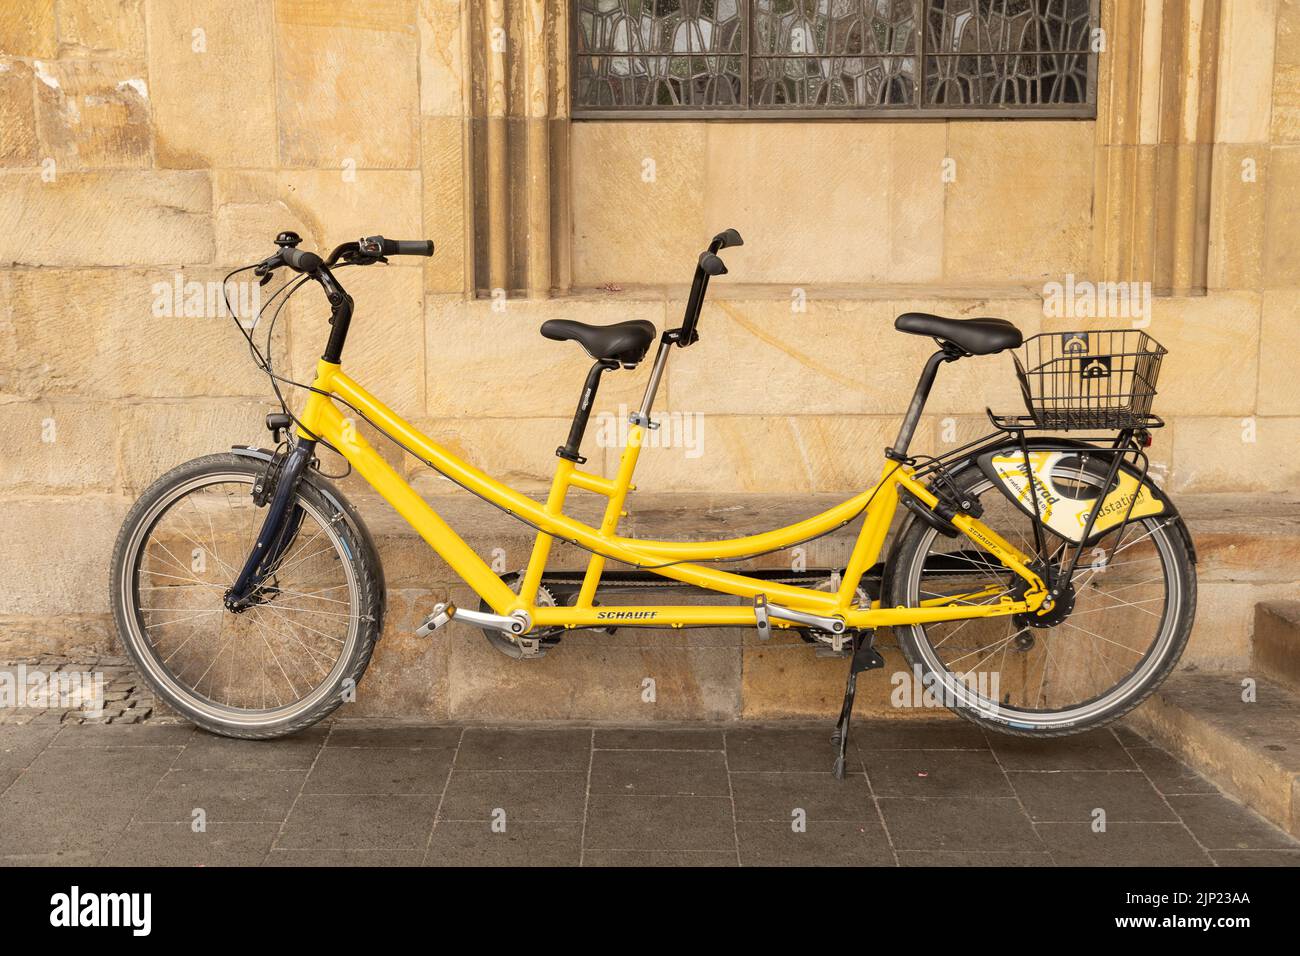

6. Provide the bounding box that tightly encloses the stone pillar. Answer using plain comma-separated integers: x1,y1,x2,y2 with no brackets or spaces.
466,0,571,298
421,0,476,294
1094,0,1222,296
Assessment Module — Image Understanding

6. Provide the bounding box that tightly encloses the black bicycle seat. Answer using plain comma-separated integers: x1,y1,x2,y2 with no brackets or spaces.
895,313,1023,356
540,319,658,366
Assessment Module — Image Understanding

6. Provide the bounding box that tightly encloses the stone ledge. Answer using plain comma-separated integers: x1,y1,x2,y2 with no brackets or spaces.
1254,601,1300,692
2,490,1296,720
347,488,1300,581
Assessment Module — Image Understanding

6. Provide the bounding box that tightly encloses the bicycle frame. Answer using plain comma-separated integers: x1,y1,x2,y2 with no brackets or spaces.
295,359,1049,634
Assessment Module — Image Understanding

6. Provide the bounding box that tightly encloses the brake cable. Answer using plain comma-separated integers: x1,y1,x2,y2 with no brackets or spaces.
221,258,895,572
221,260,355,475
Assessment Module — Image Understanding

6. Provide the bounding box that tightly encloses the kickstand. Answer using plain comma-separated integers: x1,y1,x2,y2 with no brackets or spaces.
830,631,884,779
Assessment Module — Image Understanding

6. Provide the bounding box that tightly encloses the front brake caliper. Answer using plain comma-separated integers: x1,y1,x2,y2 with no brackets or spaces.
251,444,289,508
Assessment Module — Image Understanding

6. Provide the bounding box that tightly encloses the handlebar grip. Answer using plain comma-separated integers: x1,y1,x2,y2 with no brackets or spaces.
281,247,323,273
698,251,727,276
710,228,744,250
380,238,435,257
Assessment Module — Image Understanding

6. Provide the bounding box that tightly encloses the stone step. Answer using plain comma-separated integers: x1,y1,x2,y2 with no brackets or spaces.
1130,672,1300,839
355,487,1300,581
1253,601,1300,692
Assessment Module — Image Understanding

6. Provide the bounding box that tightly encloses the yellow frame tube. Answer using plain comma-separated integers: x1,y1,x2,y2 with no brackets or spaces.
298,361,1046,631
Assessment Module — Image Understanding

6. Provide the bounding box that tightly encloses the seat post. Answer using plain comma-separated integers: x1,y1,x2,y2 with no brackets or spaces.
887,348,960,460
557,359,619,464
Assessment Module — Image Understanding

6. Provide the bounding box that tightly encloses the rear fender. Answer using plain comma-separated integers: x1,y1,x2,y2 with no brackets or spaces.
965,438,1195,561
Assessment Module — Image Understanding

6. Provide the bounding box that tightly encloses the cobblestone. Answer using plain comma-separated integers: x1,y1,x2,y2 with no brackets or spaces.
0,656,183,726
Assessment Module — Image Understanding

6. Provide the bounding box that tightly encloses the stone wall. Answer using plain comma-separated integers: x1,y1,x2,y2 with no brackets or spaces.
1,1,1298,716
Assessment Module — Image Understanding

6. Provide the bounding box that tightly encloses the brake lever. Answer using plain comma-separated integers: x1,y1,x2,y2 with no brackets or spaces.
254,251,283,281
340,250,387,266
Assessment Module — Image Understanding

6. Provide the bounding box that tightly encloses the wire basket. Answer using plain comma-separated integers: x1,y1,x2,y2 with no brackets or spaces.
1013,329,1167,430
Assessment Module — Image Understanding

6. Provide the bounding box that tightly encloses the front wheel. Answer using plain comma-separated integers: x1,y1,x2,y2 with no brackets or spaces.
110,453,383,738
886,464,1196,736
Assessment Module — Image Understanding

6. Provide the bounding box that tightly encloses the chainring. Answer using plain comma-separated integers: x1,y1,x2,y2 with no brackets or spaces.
479,585,561,660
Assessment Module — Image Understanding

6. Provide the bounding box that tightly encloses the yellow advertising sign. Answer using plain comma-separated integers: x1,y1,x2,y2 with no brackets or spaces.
988,451,1164,543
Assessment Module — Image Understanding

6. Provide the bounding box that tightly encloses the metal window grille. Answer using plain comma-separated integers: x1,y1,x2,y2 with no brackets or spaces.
572,0,1098,118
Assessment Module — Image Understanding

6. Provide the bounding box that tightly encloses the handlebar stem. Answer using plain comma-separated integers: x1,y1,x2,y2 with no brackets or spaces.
674,228,741,348
317,270,354,364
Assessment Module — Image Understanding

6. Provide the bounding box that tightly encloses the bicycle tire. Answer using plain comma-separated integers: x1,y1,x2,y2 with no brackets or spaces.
109,453,383,739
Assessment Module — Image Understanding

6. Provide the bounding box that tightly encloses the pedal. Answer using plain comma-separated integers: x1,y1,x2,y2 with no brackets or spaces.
415,602,456,637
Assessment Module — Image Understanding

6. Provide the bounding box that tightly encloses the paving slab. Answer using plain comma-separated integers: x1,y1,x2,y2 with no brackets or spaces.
1034,822,1213,866
425,821,582,867
138,769,307,823
1007,770,1176,823
736,820,894,866
438,770,588,822
275,793,438,851
0,717,1292,866
584,794,736,852
587,749,729,797
729,770,874,822
304,747,453,795
864,749,1012,798
876,797,1044,852
102,822,280,867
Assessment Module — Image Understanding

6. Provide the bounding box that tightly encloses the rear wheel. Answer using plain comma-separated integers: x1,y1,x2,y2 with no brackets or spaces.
110,453,382,738
887,464,1196,736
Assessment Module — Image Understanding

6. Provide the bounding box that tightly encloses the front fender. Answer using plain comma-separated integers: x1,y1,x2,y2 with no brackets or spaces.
230,445,389,619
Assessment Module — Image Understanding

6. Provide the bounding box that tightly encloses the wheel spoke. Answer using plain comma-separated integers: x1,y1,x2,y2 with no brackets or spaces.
121,470,362,723
902,471,1184,728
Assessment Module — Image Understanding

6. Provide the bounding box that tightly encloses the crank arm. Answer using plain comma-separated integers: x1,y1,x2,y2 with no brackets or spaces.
416,602,532,637
765,602,846,635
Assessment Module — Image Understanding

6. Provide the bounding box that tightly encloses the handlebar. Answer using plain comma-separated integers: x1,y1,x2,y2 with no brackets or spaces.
250,231,435,365
710,228,744,251
374,237,435,257
676,227,743,348
281,247,323,274
698,251,727,276
255,232,436,278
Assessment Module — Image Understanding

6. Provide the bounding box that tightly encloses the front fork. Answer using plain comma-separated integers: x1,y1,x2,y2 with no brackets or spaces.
224,438,317,611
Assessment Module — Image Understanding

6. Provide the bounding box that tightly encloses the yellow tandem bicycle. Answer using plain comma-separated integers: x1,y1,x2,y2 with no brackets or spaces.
110,229,1196,775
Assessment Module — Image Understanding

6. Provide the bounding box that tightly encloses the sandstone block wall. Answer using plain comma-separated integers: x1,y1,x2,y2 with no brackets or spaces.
0,1,1296,717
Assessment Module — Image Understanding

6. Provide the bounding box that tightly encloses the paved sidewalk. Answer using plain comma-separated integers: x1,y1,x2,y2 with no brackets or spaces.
1,718,1298,867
